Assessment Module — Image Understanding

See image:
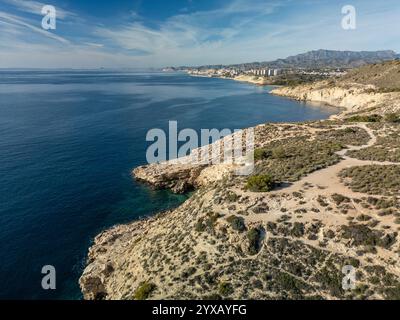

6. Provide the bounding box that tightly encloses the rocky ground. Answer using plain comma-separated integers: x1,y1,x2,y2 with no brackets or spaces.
80,62,400,300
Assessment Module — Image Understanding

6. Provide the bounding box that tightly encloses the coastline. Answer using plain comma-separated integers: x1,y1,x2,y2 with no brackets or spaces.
79,70,400,300
190,72,344,119
189,72,273,86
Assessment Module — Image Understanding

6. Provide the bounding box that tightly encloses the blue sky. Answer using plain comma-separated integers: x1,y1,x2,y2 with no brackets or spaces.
0,0,399,68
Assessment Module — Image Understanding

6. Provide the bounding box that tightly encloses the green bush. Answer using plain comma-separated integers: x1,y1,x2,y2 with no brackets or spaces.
245,175,275,192
384,286,400,300
195,219,206,232
254,148,272,161
331,193,350,205
226,215,246,232
339,165,400,196
345,114,382,122
247,227,263,255
226,191,239,202
218,281,234,296
133,282,156,300
385,113,400,123
291,222,305,237
271,146,288,159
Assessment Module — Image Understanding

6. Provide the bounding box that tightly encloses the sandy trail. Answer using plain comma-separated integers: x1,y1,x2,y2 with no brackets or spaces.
273,124,400,198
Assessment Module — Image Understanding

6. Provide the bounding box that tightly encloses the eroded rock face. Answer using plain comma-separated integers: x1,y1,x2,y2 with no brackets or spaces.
133,163,205,194
271,82,400,117
80,272,107,300
132,128,254,194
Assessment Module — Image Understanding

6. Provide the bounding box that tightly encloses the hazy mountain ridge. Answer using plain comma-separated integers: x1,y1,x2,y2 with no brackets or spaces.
173,49,399,70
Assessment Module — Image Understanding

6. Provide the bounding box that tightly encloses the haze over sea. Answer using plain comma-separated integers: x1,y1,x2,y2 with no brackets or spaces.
0,70,338,299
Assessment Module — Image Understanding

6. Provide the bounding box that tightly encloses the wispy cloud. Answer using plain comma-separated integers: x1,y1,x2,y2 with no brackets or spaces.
2,0,74,19
0,0,399,68
0,11,70,44
95,0,286,55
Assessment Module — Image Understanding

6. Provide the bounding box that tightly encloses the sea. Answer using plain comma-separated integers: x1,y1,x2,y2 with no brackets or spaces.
0,70,339,299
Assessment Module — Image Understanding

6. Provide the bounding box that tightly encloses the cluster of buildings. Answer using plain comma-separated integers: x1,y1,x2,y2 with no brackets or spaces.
296,69,347,77
246,69,281,76
187,67,282,78
184,66,347,79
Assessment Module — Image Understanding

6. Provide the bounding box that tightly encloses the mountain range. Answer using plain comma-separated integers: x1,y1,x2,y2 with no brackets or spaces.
175,49,399,70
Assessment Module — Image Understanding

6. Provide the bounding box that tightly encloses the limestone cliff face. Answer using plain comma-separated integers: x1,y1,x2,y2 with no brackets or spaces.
271,82,400,117
133,163,205,193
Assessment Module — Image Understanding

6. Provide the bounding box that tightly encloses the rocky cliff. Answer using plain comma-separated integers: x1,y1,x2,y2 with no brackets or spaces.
271,83,400,118
271,60,400,118
80,62,400,300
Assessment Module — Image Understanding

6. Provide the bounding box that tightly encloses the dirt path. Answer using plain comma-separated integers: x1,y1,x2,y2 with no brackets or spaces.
273,124,400,198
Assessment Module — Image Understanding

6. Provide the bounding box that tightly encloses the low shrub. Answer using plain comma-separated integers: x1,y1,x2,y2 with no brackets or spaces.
385,113,400,123
345,114,382,123
247,227,263,255
226,215,246,232
218,282,234,296
133,282,156,300
245,174,275,192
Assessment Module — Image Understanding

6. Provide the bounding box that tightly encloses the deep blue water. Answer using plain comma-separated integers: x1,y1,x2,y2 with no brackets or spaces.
0,71,338,299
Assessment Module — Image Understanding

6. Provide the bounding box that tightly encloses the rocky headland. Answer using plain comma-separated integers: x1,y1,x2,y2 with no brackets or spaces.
80,61,400,300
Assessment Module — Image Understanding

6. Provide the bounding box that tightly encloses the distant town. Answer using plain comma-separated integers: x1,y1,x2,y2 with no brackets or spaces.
176,66,347,78
162,49,400,86
163,65,348,86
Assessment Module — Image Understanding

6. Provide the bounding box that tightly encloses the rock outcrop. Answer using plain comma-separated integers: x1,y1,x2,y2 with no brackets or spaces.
271,82,400,117
133,163,205,194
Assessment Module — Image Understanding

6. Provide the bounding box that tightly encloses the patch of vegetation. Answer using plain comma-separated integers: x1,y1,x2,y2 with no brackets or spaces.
226,215,246,232
316,127,370,146
339,165,400,196
181,267,197,278
331,193,350,206
385,113,400,123
317,195,329,207
133,282,156,300
275,272,305,294
291,222,305,237
384,286,400,300
341,224,381,247
341,224,397,249
195,219,206,232
346,132,400,162
254,148,272,161
206,212,220,228
254,136,344,182
247,227,263,255
314,266,344,297
226,191,239,202
218,281,234,297
345,114,382,123
245,174,276,192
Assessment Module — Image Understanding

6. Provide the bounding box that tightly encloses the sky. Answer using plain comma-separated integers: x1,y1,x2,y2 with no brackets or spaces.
0,0,399,68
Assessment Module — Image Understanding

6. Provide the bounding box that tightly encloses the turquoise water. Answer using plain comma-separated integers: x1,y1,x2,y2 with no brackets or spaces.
0,71,338,299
